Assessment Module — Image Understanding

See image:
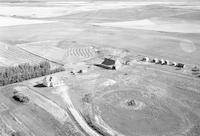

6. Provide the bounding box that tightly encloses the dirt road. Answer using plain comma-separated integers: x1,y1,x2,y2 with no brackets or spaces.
53,85,100,136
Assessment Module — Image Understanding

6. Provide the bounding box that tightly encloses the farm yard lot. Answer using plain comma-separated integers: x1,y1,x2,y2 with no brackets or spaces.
62,63,200,136
2,61,199,136
0,0,200,136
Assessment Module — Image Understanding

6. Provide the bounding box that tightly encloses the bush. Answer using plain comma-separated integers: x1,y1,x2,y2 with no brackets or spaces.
13,92,29,103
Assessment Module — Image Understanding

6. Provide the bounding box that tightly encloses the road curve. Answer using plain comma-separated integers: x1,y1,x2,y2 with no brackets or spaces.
54,85,100,136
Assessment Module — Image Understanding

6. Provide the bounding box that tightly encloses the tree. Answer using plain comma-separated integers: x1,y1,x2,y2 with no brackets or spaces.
0,61,65,86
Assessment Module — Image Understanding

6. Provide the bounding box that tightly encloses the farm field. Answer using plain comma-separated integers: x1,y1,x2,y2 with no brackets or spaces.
17,41,97,64
0,42,45,67
0,0,200,136
0,83,83,136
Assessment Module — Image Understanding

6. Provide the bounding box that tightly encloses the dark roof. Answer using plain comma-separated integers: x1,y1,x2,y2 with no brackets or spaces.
176,63,185,68
102,58,115,66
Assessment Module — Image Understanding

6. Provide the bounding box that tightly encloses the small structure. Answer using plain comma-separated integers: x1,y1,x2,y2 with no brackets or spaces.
43,75,63,87
94,58,116,70
176,63,185,68
141,57,150,62
102,58,115,65
191,66,200,72
160,59,165,65
115,59,122,70
152,58,159,64
171,62,177,66
90,46,99,53
165,60,170,65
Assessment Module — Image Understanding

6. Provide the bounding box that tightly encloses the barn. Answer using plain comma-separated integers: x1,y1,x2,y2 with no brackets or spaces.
94,58,116,70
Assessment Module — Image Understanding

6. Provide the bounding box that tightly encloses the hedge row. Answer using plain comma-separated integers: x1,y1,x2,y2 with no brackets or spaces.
0,61,65,86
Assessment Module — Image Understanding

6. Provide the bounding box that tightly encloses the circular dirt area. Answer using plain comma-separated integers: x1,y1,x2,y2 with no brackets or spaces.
93,90,189,136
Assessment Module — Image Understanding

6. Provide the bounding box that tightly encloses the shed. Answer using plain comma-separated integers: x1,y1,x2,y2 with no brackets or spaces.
171,62,177,66
176,63,185,68
152,58,159,64
102,58,115,65
165,60,170,65
142,57,150,62
160,59,165,65
43,75,63,87
192,66,200,72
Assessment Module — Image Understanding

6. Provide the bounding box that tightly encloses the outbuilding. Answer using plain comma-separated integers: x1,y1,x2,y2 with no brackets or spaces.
94,58,116,70
115,59,122,70
165,60,170,65
192,66,200,72
43,76,63,87
171,62,177,66
160,59,165,65
176,63,185,68
152,58,159,64
142,57,150,62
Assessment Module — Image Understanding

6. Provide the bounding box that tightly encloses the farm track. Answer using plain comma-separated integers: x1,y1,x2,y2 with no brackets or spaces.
55,86,100,136
30,86,100,136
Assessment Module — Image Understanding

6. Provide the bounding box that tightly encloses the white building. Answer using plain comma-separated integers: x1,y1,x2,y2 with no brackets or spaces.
160,59,165,65
43,75,63,87
115,59,122,70
142,57,150,62
153,58,159,64
165,60,170,65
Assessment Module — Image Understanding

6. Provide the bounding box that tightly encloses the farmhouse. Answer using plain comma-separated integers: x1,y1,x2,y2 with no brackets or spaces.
43,75,63,87
94,58,116,70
